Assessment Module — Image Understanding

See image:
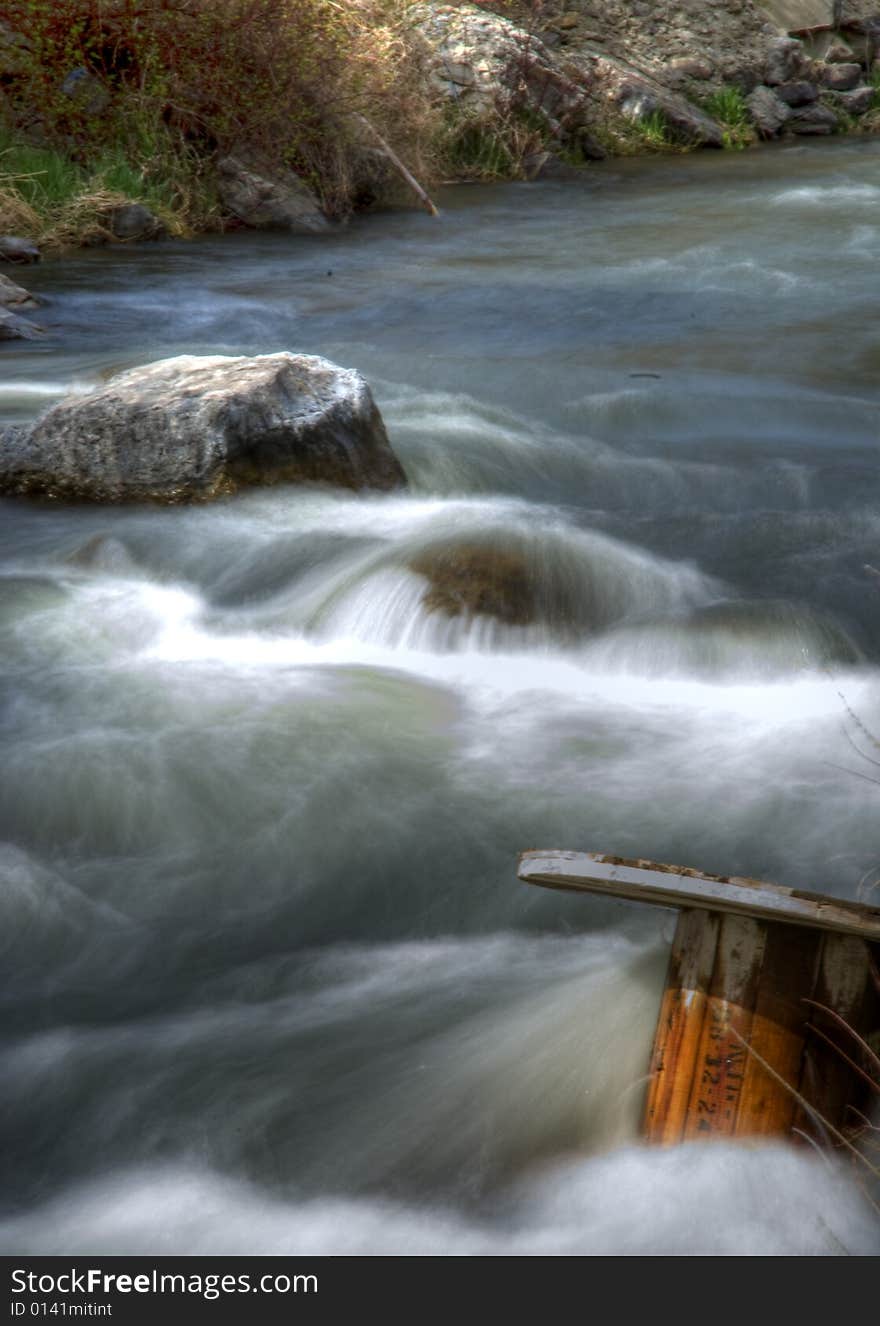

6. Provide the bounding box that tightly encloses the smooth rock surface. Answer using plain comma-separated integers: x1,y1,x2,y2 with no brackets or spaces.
0,353,406,502
104,203,167,241
410,2,725,148
835,84,875,113
764,36,808,85
0,272,40,310
818,61,862,90
411,542,538,627
582,50,726,146
786,102,839,133
755,0,878,27
746,84,792,136
409,2,594,136
0,309,44,341
217,157,329,234
773,79,819,105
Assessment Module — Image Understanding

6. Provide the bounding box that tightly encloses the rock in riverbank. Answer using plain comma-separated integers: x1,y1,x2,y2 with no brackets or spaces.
0,236,40,264
0,272,45,338
409,2,726,149
0,272,40,310
0,353,406,502
217,156,330,233
0,309,44,340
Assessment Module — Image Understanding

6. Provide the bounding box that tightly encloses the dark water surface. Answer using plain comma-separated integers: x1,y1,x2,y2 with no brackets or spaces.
1,137,879,1254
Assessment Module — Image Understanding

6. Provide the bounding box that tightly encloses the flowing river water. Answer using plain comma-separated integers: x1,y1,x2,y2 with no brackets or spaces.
1,137,880,1255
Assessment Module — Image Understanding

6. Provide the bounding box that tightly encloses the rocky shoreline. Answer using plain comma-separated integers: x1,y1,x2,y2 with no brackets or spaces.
1,3,878,340
1,2,878,263
410,1,880,168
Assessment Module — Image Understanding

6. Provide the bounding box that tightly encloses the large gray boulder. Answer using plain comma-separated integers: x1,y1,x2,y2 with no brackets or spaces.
594,57,725,147
217,156,329,233
409,2,587,127
0,353,407,502
409,1,725,149
408,0,606,156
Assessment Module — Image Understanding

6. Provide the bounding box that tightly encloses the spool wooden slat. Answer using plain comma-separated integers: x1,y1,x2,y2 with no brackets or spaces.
734,923,822,1138
517,850,880,1145
794,933,878,1135
517,851,880,941
644,909,719,1144
682,915,766,1140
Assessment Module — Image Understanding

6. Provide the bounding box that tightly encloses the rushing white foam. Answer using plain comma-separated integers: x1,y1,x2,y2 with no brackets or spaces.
0,1148,874,1254
0,379,94,399
5,146,880,1260
770,183,880,206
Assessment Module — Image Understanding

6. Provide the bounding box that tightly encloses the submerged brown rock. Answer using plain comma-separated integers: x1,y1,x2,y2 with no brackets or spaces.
411,542,538,627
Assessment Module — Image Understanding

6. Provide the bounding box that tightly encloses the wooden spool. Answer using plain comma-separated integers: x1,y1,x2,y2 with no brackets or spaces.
517,851,880,1145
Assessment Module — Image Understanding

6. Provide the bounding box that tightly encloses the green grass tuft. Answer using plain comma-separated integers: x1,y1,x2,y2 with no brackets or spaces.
870,69,880,110
0,129,84,208
639,110,673,150
700,85,755,150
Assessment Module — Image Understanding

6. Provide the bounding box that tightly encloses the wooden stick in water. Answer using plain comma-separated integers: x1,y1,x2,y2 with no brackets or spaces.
353,114,439,217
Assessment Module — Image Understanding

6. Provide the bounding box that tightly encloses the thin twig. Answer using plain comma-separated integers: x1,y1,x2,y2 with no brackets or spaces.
802,999,880,1079
840,722,880,771
869,949,880,1000
805,1022,880,1097
352,114,438,216
791,1126,833,1166
845,1104,879,1136
822,761,880,789
837,687,880,756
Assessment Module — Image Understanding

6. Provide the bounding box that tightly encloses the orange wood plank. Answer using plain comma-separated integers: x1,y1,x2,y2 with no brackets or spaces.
644,909,720,1144
735,922,822,1137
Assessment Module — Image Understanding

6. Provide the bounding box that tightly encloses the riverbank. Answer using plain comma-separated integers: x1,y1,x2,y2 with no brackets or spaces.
1,1,879,253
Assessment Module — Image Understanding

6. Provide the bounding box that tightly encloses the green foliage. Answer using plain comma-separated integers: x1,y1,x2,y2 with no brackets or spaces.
700,85,755,150
870,68,880,110
446,119,516,178
701,85,749,128
0,0,440,230
0,117,218,245
832,107,858,134
437,96,550,182
638,110,673,149
0,130,83,209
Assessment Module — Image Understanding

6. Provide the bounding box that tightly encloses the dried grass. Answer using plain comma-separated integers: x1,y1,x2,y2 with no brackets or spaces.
0,182,41,236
